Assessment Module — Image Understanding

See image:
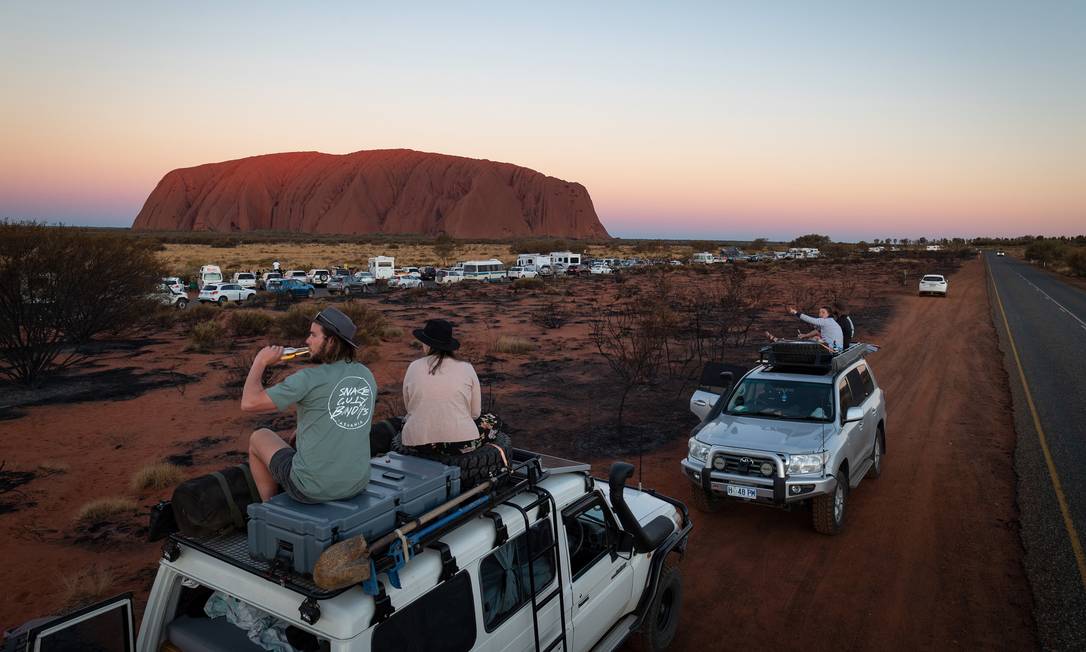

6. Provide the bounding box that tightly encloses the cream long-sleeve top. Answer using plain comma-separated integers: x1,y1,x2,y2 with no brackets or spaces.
401,355,482,445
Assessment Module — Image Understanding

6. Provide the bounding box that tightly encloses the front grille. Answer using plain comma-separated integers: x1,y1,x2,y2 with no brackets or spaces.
712,453,777,477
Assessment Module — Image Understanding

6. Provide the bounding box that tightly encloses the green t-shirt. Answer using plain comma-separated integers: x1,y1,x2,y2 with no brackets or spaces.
266,361,376,501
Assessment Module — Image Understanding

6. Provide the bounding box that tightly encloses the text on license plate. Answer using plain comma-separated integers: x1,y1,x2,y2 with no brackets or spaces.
725,485,758,499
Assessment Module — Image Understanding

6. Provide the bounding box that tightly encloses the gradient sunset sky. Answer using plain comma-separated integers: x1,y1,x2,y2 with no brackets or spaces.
1,1,1083,240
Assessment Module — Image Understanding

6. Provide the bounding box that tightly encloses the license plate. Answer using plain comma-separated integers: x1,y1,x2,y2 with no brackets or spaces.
725,485,758,500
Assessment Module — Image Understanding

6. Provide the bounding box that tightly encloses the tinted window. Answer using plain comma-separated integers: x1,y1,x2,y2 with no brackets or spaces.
480,520,556,631
838,378,854,424
725,379,834,422
845,369,866,404
923,275,944,282
565,498,618,579
371,571,476,651
857,364,876,397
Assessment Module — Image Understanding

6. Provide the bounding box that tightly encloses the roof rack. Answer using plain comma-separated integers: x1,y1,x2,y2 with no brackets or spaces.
759,341,868,374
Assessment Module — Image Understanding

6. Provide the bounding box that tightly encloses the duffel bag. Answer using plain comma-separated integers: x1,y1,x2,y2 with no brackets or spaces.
172,463,261,537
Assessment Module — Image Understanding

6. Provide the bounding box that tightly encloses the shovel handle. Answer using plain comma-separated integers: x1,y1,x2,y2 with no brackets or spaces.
368,477,497,553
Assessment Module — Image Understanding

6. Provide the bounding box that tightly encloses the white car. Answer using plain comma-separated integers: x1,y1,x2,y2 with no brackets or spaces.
260,272,283,289
918,274,948,297
590,264,613,274
506,266,538,279
30,452,688,652
162,277,184,293
351,271,376,285
389,274,423,289
198,283,257,304
156,285,188,310
996,251,1006,257
307,269,331,287
285,270,309,283
436,269,465,284
232,272,258,289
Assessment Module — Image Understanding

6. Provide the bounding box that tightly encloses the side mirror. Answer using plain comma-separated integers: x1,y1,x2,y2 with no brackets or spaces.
845,406,864,423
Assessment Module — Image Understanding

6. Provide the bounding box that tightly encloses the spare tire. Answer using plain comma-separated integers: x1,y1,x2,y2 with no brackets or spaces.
391,432,512,489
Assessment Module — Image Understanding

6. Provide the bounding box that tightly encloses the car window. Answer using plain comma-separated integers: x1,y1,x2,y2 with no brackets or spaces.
480,520,556,631
845,369,866,404
922,275,944,282
838,377,854,424
371,570,476,651
725,378,834,422
564,497,619,580
857,363,876,397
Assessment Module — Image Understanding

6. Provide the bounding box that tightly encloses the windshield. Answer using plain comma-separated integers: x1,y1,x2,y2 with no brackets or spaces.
725,378,834,422
923,275,944,282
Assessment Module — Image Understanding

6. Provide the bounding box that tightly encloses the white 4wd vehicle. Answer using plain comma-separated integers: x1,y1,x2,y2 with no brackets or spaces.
232,272,258,289
683,342,887,534
918,274,948,297
198,283,257,304
6,453,690,651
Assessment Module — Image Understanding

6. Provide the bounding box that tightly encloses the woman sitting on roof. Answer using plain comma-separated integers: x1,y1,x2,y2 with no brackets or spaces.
765,305,844,352
400,319,484,455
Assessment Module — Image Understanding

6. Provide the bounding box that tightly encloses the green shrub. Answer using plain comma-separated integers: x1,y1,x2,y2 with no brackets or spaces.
231,310,274,337
1065,248,1086,277
175,303,220,330
278,303,320,339
189,320,226,352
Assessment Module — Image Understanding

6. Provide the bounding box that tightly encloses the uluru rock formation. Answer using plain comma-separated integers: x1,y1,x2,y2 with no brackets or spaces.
132,149,609,239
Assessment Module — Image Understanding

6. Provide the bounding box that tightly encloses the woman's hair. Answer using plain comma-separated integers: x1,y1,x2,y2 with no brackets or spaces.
427,347,457,374
314,323,355,363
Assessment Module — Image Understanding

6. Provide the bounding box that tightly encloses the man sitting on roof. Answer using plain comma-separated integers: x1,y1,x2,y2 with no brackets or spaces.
241,307,376,503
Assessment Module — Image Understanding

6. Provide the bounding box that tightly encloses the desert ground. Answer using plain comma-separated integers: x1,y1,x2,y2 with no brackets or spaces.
0,252,1034,649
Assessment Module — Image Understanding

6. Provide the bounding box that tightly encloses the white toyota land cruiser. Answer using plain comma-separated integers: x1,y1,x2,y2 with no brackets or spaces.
6,451,690,652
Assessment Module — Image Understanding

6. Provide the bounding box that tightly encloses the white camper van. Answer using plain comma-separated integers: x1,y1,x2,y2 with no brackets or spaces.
368,256,395,280
461,259,506,281
549,251,581,267
516,253,552,270
692,252,716,264
197,265,223,290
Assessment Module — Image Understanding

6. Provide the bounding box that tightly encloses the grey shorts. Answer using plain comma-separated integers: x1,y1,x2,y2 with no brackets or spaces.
269,448,318,504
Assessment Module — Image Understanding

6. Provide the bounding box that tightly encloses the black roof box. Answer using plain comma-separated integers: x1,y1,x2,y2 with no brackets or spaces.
759,341,867,374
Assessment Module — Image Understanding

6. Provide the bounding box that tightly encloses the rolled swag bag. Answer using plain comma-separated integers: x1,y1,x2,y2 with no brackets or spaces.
172,463,261,537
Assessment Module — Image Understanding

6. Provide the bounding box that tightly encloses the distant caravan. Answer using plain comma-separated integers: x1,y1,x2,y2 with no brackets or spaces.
461,259,506,281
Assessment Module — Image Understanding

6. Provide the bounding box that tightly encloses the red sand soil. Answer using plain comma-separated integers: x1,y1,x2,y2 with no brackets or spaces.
0,258,1034,649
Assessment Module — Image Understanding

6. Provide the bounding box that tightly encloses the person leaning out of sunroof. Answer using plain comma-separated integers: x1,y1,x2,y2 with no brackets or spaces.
240,307,377,503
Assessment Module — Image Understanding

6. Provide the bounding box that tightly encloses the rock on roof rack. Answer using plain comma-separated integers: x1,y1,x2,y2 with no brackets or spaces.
759,341,869,374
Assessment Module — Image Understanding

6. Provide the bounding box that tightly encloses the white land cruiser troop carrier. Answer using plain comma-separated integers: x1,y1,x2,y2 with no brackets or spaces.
5,451,690,651
682,341,887,534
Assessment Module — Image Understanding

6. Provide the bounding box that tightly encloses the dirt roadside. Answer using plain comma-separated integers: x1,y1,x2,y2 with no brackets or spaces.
616,258,1036,650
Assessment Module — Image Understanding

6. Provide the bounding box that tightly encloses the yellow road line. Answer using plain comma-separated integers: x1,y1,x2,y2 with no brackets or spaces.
988,258,1086,590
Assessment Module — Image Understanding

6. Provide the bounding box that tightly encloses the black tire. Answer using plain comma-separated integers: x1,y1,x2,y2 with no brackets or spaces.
307,289,315,298
813,468,848,535
689,482,724,513
176,299,188,310
866,427,884,479
217,296,227,305
391,431,512,489
636,556,683,651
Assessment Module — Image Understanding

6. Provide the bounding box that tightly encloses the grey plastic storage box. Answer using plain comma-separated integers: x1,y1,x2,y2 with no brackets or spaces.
247,452,461,575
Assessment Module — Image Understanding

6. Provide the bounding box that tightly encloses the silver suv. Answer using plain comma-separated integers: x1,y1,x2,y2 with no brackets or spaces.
681,343,886,534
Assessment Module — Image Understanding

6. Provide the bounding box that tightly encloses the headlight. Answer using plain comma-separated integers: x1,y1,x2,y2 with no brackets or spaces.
688,438,711,464
787,452,828,475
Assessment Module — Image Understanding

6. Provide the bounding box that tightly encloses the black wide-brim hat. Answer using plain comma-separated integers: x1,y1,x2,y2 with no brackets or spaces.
413,319,460,352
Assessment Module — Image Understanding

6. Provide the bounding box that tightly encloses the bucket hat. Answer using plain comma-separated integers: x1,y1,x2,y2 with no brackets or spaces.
413,319,460,352
314,307,358,349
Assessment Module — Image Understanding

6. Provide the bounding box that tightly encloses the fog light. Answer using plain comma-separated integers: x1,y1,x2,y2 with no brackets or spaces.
712,456,726,471
760,462,773,476
790,485,802,494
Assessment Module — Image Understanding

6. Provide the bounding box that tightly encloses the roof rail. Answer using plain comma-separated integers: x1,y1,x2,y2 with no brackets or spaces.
759,341,869,374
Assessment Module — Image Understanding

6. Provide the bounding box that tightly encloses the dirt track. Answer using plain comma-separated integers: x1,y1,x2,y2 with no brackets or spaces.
622,258,1036,650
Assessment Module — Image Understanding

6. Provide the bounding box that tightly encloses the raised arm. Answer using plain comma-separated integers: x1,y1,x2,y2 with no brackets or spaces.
241,346,283,413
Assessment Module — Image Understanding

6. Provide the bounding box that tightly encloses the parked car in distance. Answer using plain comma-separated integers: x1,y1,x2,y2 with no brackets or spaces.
996,250,1006,257
918,274,948,297
506,266,538,279
197,265,223,290
284,270,309,282
565,263,587,275
259,272,283,289
351,271,376,285
589,264,613,275
198,283,257,304
156,285,188,310
436,269,464,284
307,269,331,287
232,272,258,289
419,266,437,281
345,272,374,295
326,275,347,295
269,278,316,299
389,274,423,289
162,277,184,294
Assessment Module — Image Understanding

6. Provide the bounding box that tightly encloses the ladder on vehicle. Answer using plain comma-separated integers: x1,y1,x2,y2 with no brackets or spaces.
502,483,568,652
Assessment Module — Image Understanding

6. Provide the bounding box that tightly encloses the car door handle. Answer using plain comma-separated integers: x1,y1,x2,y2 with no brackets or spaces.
693,399,709,407
578,595,590,607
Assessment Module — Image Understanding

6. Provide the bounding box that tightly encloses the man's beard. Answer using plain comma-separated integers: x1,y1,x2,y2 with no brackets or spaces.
308,343,327,363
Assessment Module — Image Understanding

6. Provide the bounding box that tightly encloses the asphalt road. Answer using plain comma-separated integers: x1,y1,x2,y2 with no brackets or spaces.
987,252,1086,650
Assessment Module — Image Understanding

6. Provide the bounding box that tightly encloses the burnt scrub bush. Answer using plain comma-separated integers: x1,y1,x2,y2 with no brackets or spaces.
0,222,166,385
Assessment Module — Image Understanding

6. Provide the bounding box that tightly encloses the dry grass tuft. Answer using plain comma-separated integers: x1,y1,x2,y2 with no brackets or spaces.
76,497,140,524
491,336,537,355
59,564,115,610
188,319,226,352
131,463,184,492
